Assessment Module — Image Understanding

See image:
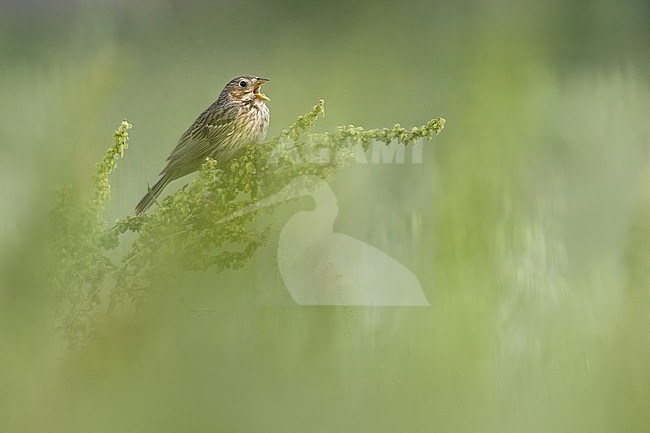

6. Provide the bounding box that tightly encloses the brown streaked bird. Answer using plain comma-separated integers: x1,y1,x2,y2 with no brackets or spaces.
135,75,270,215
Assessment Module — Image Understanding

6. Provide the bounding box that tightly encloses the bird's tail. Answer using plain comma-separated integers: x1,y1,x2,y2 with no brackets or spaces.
135,172,173,215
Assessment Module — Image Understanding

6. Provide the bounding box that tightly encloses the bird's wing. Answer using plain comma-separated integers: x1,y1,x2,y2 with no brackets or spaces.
162,104,237,175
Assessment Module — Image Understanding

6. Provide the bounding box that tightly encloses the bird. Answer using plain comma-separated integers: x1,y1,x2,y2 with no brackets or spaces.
134,75,270,215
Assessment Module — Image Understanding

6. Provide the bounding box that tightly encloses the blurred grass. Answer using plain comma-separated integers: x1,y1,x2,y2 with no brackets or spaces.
1,0,649,431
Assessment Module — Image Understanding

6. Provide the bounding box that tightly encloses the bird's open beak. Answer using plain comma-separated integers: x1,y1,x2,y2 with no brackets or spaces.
254,78,270,101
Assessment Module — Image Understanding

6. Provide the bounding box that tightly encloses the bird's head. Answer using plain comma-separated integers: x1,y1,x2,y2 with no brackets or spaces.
225,76,270,103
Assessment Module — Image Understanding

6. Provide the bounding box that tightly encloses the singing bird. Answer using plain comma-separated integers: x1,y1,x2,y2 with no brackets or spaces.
135,75,270,215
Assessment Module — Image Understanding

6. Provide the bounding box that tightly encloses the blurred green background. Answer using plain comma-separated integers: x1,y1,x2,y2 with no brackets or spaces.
1,0,649,431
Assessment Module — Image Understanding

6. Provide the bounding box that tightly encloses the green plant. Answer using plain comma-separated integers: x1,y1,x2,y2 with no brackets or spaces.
50,100,445,344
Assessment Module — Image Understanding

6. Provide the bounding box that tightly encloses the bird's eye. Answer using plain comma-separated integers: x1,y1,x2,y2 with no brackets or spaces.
239,80,248,87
